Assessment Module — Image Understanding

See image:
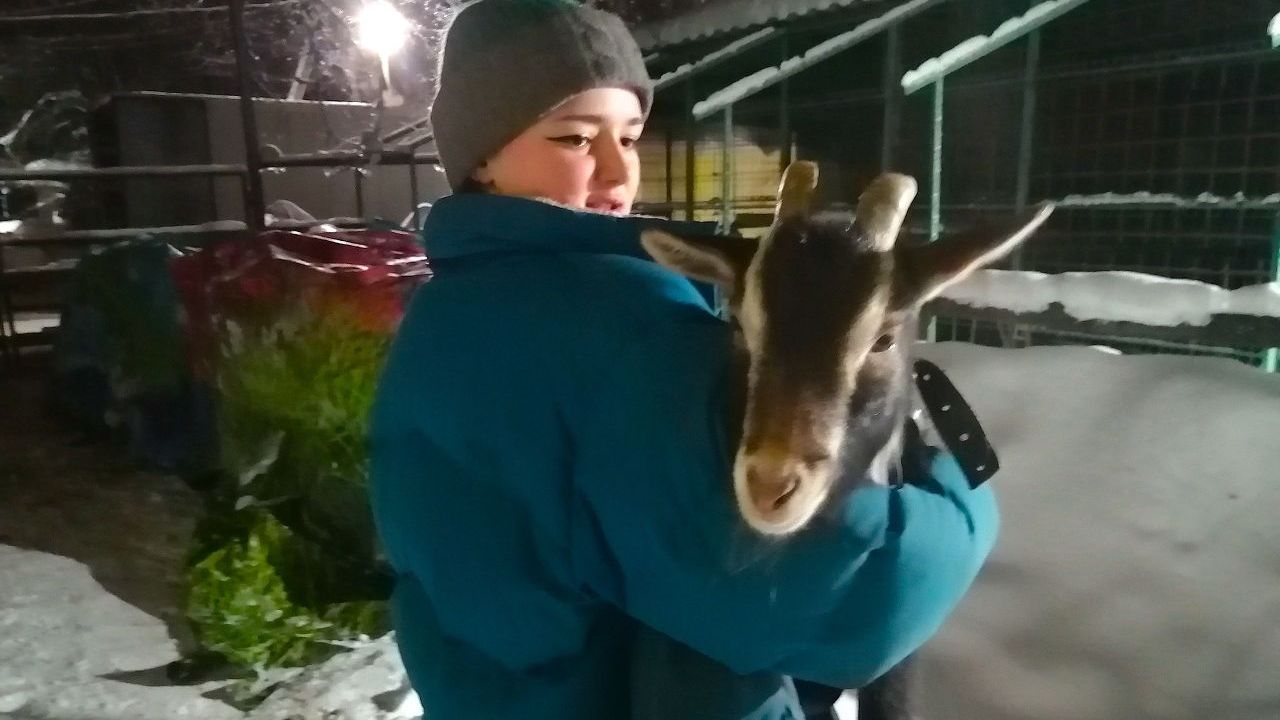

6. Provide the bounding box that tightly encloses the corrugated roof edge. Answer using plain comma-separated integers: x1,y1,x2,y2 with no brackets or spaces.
634,0,889,50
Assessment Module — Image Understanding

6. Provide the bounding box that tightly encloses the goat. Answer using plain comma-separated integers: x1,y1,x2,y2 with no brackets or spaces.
640,161,1053,719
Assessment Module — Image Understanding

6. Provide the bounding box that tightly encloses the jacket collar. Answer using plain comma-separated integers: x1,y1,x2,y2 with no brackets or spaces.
421,193,721,261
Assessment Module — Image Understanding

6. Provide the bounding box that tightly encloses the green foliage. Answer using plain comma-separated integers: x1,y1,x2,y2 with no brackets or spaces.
216,301,390,558
184,290,398,671
186,507,387,669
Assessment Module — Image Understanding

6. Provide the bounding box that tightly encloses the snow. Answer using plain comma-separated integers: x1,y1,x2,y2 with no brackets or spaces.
693,0,936,118
915,342,1280,720
1058,191,1280,209
941,270,1280,326
653,28,778,91
0,381,422,720
694,67,779,119
0,545,421,720
902,0,1090,93
0,546,242,720
1270,11,1280,48
23,158,89,172
1228,282,1280,318
833,693,859,718
1,220,247,243
244,636,421,720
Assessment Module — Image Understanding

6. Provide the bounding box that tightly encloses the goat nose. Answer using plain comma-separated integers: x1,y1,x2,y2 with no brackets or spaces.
746,465,800,514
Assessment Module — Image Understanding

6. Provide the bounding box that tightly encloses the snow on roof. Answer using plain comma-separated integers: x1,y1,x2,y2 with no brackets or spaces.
941,270,1280,327
692,0,939,118
901,0,1090,94
634,0,892,51
653,27,780,91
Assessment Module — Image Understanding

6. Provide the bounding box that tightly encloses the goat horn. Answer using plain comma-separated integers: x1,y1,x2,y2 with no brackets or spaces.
775,161,819,222
857,173,918,251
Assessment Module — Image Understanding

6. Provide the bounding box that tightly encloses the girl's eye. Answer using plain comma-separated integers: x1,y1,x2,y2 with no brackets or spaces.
551,135,592,148
620,136,638,149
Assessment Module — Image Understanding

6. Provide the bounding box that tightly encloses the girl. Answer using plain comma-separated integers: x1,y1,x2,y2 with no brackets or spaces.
368,1,998,718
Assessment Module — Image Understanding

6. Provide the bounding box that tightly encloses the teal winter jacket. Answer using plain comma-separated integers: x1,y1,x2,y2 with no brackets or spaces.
368,193,999,720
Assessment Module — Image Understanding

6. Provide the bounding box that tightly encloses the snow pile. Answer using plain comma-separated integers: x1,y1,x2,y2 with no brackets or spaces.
902,0,1089,92
940,269,1280,326
915,342,1280,720
694,0,933,118
1058,191,1280,208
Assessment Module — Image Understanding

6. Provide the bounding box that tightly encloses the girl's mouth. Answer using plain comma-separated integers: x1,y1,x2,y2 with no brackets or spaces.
586,197,626,214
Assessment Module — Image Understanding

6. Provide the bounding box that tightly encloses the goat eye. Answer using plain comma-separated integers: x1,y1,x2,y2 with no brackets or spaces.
871,333,896,352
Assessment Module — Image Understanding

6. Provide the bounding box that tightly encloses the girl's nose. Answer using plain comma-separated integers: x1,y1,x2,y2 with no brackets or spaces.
593,137,631,186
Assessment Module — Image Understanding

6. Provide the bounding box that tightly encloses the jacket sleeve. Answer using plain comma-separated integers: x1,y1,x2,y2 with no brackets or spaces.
569,315,999,689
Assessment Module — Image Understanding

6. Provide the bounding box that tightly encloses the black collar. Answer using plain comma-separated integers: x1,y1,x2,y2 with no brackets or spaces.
892,360,999,489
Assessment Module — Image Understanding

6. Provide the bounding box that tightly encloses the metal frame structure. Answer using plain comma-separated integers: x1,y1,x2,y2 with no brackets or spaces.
647,0,948,228
899,0,1091,244
643,0,1278,368
897,0,1091,339
0,0,441,363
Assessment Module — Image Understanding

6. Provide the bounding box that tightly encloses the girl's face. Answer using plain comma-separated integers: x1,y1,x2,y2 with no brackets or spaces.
472,88,644,215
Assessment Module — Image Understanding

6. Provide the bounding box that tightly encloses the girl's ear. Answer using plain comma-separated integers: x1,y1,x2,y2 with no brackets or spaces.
471,160,493,185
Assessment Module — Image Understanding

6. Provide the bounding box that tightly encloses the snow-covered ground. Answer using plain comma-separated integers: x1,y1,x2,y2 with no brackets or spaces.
2,345,1278,719
0,547,419,720
0,546,242,720
0,365,422,720
915,343,1280,720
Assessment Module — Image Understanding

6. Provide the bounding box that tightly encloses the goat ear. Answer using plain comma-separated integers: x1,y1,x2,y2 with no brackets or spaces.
640,229,757,288
894,203,1054,308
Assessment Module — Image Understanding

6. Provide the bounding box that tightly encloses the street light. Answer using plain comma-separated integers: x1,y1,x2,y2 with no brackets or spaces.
356,0,412,55
355,0,411,107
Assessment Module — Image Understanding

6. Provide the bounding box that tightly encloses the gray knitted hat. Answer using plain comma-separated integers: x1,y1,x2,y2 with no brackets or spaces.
430,0,653,189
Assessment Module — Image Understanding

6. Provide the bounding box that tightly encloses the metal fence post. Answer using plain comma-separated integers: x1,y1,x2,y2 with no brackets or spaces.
229,0,265,232
685,80,697,222
722,105,735,232
1266,211,1280,372
881,25,902,171
926,77,945,342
